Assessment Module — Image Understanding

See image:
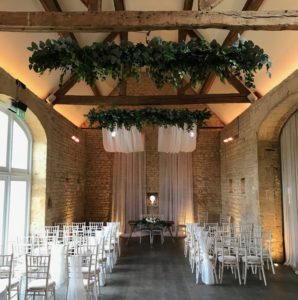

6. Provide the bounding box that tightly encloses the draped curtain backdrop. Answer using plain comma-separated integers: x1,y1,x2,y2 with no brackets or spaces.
280,110,298,271
159,153,194,230
112,152,145,234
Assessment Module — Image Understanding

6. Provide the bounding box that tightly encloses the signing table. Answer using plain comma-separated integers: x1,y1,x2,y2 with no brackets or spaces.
127,220,175,245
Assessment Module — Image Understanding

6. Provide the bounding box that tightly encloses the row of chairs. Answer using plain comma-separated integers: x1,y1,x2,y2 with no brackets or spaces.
1,222,120,299
185,223,275,286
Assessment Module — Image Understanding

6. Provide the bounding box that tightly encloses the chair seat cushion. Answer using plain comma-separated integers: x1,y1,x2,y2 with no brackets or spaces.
242,256,261,263
28,279,55,290
81,266,100,273
218,255,237,263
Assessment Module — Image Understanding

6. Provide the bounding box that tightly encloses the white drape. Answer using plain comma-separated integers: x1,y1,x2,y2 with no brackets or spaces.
102,126,144,153
158,125,197,153
159,153,194,228
112,152,146,234
281,111,298,271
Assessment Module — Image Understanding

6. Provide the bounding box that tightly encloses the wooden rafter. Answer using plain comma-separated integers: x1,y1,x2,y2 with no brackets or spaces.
0,10,297,32
39,0,102,98
54,93,250,106
39,0,76,40
199,0,265,97
177,0,194,95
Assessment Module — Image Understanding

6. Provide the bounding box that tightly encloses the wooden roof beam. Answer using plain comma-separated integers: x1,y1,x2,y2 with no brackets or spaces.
199,0,265,97
54,93,250,106
0,10,298,32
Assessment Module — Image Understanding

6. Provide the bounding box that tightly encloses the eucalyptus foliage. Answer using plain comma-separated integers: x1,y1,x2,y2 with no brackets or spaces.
86,107,212,132
28,37,271,89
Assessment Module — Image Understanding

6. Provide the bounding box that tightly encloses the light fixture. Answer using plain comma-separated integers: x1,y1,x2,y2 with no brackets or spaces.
111,131,117,138
71,135,80,143
189,131,195,138
146,192,158,207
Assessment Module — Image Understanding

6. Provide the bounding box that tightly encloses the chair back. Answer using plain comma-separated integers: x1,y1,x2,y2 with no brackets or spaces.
25,255,51,289
0,254,13,287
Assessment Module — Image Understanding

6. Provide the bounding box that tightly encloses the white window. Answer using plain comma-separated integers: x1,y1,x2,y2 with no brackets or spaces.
0,106,31,252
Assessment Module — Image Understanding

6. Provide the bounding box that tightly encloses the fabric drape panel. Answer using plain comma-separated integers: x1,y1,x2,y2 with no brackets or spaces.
281,111,298,270
159,153,194,228
158,125,197,153
112,152,145,234
102,126,145,153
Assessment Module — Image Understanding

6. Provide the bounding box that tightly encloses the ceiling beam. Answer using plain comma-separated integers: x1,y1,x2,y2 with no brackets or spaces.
178,0,194,95
40,0,102,97
199,0,265,96
223,0,265,47
54,93,250,106
0,10,298,32
39,0,76,40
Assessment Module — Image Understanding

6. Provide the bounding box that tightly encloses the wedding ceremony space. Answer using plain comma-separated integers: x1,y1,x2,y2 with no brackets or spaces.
1,0,298,299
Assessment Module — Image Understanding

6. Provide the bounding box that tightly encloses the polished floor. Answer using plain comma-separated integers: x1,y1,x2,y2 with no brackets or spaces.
67,237,298,300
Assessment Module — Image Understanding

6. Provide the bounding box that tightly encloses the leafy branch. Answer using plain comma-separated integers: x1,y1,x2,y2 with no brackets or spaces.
28,37,271,89
86,107,212,132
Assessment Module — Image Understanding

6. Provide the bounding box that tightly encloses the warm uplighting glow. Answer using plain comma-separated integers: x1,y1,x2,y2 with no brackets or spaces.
223,135,238,143
71,135,80,143
111,131,117,138
223,137,234,143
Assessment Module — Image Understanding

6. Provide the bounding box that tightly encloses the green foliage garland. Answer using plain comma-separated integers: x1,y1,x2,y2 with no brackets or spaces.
28,37,271,89
86,107,212,132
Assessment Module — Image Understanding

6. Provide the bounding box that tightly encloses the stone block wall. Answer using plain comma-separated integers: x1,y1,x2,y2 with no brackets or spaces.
220,70,298,261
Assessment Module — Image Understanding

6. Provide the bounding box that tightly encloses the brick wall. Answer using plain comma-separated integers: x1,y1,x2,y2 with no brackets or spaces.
83,74,223,223
0,67,86,227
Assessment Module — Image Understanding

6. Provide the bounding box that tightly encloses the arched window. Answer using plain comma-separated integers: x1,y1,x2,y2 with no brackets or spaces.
0,106,32,252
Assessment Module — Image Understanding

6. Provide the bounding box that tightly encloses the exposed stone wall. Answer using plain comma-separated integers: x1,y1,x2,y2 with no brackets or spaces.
0,67,86,227
220,70,298,261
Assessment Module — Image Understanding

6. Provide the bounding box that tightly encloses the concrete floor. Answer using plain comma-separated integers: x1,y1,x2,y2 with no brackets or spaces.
55,237,298,300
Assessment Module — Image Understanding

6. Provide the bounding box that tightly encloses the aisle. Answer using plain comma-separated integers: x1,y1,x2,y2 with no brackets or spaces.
97,237,297,300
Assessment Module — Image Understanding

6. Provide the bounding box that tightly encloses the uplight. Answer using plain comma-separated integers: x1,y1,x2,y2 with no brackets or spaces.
71,135,80,143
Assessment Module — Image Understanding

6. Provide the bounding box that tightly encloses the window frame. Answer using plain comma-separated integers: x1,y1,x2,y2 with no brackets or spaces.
0,105,32,253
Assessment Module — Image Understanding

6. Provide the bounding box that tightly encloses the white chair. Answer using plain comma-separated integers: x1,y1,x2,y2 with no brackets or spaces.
95,230,107,286
242,237,267,286
262,231,275,275
0,254,20,300
25,254,56,299
77,244,100,294
66,254,96,300
89,222,104,230
217,237,241,285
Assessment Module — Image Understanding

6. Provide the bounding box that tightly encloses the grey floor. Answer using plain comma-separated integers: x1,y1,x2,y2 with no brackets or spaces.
55,237,298,300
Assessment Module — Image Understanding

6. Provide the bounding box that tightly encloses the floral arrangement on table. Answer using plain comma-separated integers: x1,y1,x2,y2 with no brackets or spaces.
27,37,271,89
137,217,167,227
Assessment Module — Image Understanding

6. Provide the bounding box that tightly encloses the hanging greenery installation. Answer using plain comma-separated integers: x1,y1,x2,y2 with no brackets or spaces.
28,37,271,89
86,107,212,132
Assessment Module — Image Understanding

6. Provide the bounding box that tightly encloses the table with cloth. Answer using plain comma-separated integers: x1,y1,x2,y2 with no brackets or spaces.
127,219,175,244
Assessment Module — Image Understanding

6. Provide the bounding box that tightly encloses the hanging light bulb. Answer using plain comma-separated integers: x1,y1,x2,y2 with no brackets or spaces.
189,131,195,138
111,131,117,138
